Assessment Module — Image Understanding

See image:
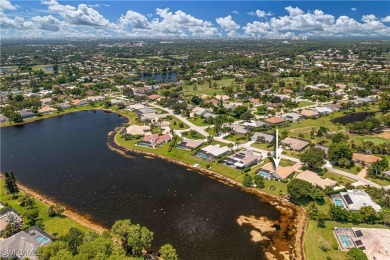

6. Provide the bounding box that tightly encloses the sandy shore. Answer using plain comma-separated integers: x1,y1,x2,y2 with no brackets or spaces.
109,127,307,260
16,182,107,234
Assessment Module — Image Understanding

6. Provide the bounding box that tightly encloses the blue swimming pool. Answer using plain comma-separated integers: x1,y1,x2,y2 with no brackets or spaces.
339,234,353,248
257,171,272,179
333,198,345,207
35,235,50,244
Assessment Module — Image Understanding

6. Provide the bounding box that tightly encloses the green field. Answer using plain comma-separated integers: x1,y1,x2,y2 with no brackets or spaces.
0,180,89,236
182,78,235,97
298,101,315,108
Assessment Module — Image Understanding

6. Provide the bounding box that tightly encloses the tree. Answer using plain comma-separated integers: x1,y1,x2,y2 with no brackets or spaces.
253,175,265,188
62,227,84,255
359,206,377,223
287,179,325,203
232,105,248,118
329,205,350,222
378,93,390,113
332,133,348,143
328,142,352,165
2,214,21,238
123,88,134,98
48,205,65,217
242,174,253,188
4,171,19,197
19,195,36,209
300,147,325,170
347,248,368,260
240,111,254,121
191,95,202,105
10,112,23,123
159,244,178,260
24,208,39,225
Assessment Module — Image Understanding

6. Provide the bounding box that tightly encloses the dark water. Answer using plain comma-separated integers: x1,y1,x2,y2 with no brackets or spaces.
331,112,375,125
1,110,281,259
128,72,177,83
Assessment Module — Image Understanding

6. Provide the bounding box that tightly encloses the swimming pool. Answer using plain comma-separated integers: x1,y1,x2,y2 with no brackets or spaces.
339,234,354,248
35,235,50,244
333,198,345,207
257,171,272,179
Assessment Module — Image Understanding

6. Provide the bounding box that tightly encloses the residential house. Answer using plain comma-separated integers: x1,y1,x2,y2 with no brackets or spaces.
227,124,248,135
215,95,230,101
295,170,337,189
313,106,333,115
265,116,285,125
196,144,230,161
223,150,262,169
38,106,58,114
137,134,171,148
0,115,9,123
243,120,270,129
0,226,53,260
176,139,205,150
0,208,23,234
148,94,161,101
281,112,303,122
334,190,381,212
191,107,208,117
40,97,52,104
257,162,295,180
125,125,151,136
71,99,88,107
56,103,71,110
281,137,310,151
87,95,105,102
204,99,219,106
299,109,319,118
352,153,382,166
251,132,274,143
18,110,36,119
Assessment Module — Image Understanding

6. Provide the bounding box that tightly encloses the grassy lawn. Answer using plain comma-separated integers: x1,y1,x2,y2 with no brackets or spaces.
224,134,249,144
305,220,388,260
187,117,213,126
333,165,361,175
251,142,274,151
366,176,390,186
352,135,390,145
0,180,89,236
325,171,355,186
182,78,234,97
167,116,189,130
115,133,245,182
298,101,315,108
181,131,205,140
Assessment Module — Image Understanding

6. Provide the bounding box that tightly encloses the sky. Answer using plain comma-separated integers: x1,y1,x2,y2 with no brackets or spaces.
1,0,390,39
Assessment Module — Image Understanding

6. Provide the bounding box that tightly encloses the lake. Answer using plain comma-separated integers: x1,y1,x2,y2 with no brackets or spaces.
331,112,375,125
1,110,289,259
128,72,177,83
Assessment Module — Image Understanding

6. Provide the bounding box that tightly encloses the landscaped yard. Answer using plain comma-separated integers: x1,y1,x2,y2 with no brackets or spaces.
305,220,388,260
298,101,315,108
187,117,213,126
0,180,89,236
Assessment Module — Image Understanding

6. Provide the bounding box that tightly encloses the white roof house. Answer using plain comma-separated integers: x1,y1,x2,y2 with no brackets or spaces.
340,190,382,213
313,106,333,114
125,125,151,136
200,144,230,158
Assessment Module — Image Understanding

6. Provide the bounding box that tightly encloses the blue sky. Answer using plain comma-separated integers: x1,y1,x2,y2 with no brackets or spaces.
1,0,390,38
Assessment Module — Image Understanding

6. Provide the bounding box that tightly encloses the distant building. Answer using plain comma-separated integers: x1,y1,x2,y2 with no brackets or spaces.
137,134,171,148
257,162,295,180
176,139,205,151
56,103,71,110
295,170,337,189
18,110,36,119
281,112,303,122
299,109,319,118
71,99,88,107
281,137,310,151
251,132,274,143
334,190,381,212
352,153,382,166
38,106,58,114
223,150,262,169
196,144,230,161
125,125,151,136
0,226,53,260
0,114,9,123
265,116,285,125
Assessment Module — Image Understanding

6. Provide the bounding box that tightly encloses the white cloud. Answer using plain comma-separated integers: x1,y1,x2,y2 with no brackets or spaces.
243,7,390,38
0,0,17,10
232,10,239,15
248,10,273,18
382,16,390,22
31,15,60,31
351,7,357,11
216,15,240,31
42,0,110,26
119,10,149,29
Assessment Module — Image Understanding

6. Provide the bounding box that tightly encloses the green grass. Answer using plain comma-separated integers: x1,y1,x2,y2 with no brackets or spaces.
182,78,234,97
298,101,315,108
32,64,53,73
305,220,388,260
325,171,354,186
224,134,249,144
187,117,213,126
352,135,390,145
0,180,89,236
167,116,189,130
333,165,361,175
366,176,390,186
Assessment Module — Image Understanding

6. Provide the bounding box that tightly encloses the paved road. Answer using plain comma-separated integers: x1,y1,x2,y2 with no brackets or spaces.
151,103,389,190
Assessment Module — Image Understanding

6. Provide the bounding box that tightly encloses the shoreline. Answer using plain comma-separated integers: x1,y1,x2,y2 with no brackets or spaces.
16,182,107,234
109,127,307,260
3,109,307,259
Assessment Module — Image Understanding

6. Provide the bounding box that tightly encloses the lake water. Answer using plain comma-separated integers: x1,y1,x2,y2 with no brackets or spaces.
128,72,177,83
0,67,12,72
1,110,285,259
331,112,375,125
